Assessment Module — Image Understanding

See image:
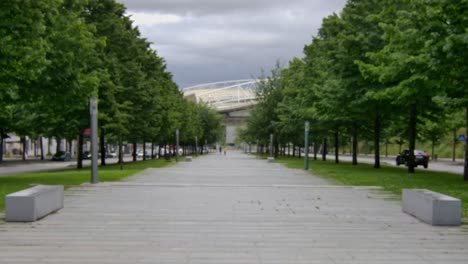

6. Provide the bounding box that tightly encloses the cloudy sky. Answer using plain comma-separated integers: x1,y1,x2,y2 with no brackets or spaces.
118,0,348,88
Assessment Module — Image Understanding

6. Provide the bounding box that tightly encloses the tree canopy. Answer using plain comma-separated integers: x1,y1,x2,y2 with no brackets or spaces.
240,0,467,179
0,0,223,165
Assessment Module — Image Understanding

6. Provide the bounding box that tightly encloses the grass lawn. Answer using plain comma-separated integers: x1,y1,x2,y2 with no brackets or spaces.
276,156,468,220
0,159,173,212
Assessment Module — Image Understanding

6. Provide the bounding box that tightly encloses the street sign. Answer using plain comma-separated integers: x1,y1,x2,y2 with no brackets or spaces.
458,134,466,142
83,128,91,137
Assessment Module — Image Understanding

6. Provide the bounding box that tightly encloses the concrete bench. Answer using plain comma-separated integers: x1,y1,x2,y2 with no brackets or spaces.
5,185,64,222
185,156,193,162
402,189,461,226
267,157,275,163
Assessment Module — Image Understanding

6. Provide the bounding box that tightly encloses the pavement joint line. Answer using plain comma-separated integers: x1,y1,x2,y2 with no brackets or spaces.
79,182,383,189
2,151,467,264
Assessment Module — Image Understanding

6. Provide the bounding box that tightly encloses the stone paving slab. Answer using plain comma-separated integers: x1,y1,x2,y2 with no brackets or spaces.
0,151,467,263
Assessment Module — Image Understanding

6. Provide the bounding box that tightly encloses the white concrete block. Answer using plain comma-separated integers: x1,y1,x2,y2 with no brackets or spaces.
402,189,461,226
267,157,275,163
185,156,193,162
5,185,64,222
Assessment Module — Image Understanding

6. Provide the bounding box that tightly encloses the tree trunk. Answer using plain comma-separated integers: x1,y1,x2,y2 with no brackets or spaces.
408,104,417,173
334,129,339,164
33,139,37,158
39,136,44,160
431,139,435,161
77,133,83,169
352,123,358,165
313,140,318,160
398,138,403,154
274,135,279,158
100,129,106,166
151,142,155,159
385,139,388,158
322,137,327,161
48,137,52,155
364,140,369,156
292,144,296,157
0,128,4,163
56,137,61,153
133,142,137,162
374,113,381,169
143,141,147,161
118,136,124,170
452,128,457,162
68,140,72,156
464,106,468,181
22,136,27,160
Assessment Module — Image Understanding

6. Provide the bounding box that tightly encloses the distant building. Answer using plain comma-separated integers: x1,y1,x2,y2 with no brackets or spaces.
183,79,259,145
3,134,74,158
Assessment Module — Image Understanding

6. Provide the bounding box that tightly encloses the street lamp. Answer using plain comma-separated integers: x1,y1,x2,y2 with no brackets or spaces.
304,121,310,170
90,97,98,183
175,129,179,162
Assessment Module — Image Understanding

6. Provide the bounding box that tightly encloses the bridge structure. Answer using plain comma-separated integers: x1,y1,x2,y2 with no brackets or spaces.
182,79,260,145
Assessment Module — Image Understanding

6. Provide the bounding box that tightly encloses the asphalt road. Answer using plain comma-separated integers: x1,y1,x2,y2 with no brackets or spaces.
0,156,139,177
328,154,464,174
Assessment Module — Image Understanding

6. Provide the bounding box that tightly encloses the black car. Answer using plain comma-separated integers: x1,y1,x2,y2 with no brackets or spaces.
82,151,92,159
52,151,71,161
396,149,429,168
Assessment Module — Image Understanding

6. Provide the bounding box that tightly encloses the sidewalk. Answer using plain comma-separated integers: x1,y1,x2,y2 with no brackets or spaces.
1,151,467,263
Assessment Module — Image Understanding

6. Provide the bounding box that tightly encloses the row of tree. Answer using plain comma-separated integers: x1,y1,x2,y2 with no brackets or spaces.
240,0,467,180
0,0,224,167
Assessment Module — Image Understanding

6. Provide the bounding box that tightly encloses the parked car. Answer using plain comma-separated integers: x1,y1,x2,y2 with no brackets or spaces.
82,151,92,159
52,151,71,161
396,149,429,168
106,151,117,158
137,150,151,158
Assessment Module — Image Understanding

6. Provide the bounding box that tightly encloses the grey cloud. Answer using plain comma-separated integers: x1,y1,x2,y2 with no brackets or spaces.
119,0,340,15
117,0,347,87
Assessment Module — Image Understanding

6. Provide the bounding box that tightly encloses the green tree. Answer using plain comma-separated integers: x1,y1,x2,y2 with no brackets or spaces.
358,0,443,173
198,103,223,151
0,0,61,161
274,58,308,155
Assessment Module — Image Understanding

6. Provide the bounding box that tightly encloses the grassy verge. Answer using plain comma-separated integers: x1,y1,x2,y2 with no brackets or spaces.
276,156,468,219
0,159,173,211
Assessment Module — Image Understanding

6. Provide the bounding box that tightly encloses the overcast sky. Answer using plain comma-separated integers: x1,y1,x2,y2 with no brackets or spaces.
117,0,348,88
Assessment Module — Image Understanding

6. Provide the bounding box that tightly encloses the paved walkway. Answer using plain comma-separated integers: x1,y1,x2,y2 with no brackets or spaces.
1,151,467,263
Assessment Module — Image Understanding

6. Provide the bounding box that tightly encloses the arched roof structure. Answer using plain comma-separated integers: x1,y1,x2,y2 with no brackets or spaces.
182,79,259,113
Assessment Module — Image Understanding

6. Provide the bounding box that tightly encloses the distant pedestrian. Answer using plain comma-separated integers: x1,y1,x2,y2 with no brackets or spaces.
219,146,222,154
223,146,227,155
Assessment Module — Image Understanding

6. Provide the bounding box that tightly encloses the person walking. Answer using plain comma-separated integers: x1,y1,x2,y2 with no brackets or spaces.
223,146,227,156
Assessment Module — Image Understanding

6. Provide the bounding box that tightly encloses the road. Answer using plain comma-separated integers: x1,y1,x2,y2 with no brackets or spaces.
327,154,464,174
0,153,464,176
0,156,138,176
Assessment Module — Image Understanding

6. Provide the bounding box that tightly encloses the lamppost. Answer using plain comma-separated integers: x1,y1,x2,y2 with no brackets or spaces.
195,136,198,156
304,121,310,170
90,97,98,183
270,133,273,157
175,129,179,162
